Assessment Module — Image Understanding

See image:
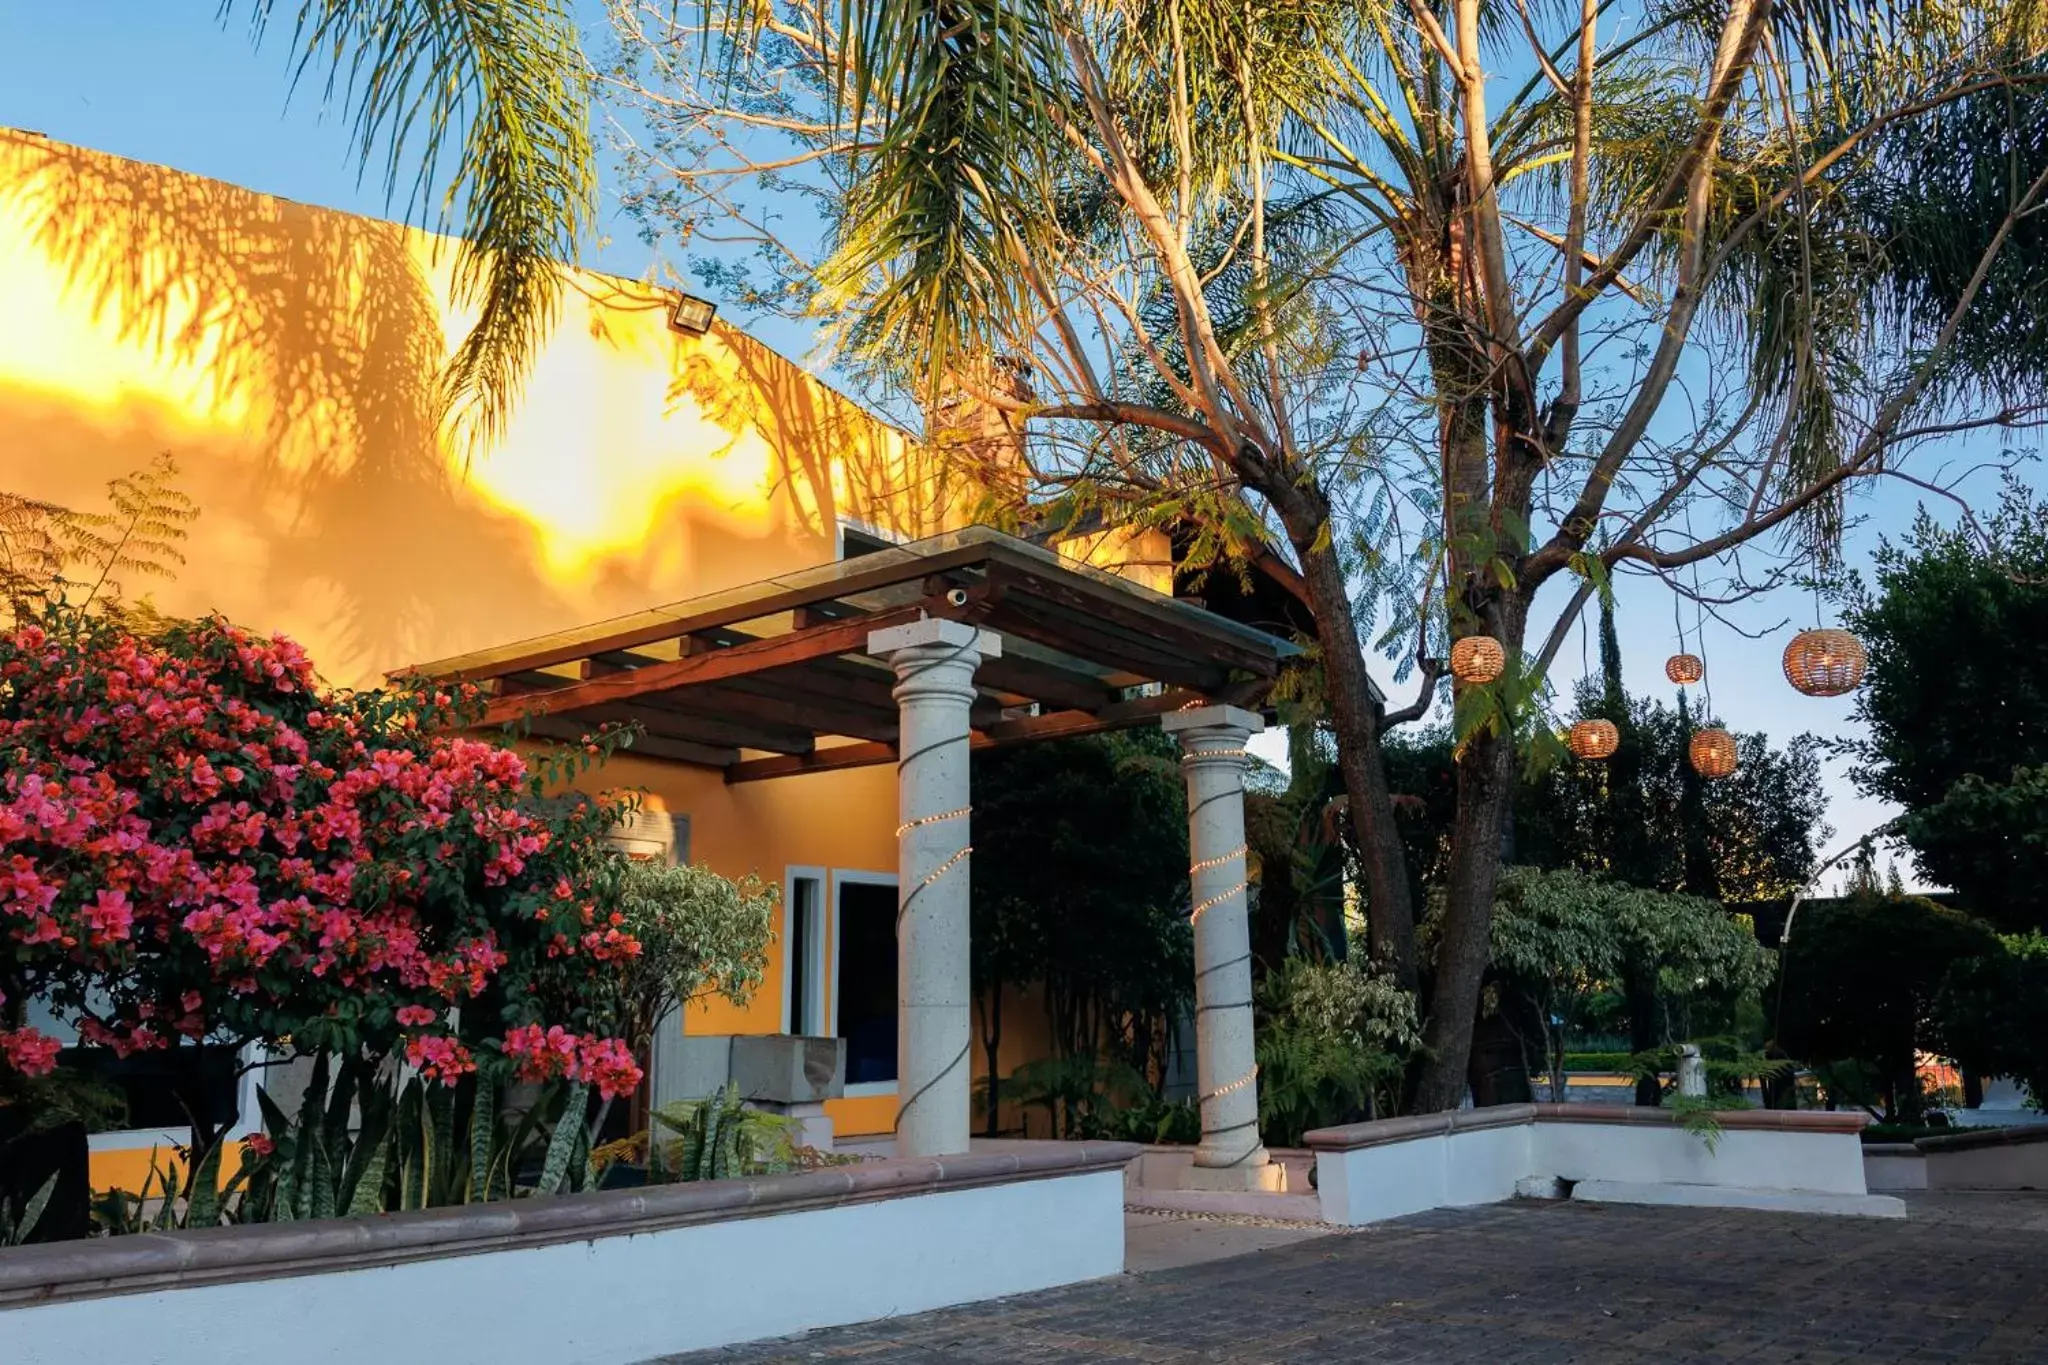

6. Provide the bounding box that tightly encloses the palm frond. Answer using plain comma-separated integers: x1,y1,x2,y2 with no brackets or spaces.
225,0,597,448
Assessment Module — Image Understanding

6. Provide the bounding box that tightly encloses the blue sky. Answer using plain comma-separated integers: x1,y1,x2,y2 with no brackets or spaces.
2,3,2024,891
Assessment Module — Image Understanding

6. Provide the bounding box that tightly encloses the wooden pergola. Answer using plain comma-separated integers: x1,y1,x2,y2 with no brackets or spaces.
399,526,1302,778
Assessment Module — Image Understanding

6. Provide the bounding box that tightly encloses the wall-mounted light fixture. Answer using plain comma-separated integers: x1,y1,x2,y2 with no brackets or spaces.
668,292,717,336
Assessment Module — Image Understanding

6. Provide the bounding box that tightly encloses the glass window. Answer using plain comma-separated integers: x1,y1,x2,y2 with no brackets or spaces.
835,880,898,1084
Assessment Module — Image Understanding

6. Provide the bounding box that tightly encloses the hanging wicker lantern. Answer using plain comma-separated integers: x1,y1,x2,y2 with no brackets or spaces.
1568,718,1620,761
1782,628,1867,697
1450,634,1506,684
1688,727,1739,778
1665,653,1705,685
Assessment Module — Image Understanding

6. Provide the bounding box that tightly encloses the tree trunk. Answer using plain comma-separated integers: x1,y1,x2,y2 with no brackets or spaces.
977,989,1002,1137
1284,501,1419,988
1465,1000,1535,1106
1625,964,1662,1107
1413,720,1517,1111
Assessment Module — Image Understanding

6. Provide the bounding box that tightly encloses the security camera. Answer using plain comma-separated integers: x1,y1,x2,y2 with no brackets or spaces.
944,587,971,608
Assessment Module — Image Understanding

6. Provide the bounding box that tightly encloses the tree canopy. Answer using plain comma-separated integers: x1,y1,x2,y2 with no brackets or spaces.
1847,480,2048,931
1778,892,2003,1119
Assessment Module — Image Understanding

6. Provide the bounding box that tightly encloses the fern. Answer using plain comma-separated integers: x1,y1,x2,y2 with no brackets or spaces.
0,456,197,624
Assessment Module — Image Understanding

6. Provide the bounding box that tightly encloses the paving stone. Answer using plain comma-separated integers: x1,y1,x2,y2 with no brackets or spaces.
654,1193,2048,1364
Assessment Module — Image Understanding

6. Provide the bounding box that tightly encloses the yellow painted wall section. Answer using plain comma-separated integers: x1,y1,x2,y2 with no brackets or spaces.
0,130,962,690
1055,526,1176,596
87,1141,248,1196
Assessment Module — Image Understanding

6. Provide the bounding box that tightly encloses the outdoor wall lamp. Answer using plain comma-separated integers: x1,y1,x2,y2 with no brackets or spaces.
668,292,718,336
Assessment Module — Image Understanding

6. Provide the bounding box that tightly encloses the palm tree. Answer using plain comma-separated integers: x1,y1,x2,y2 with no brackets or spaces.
611,0,2048,1110
227,0,598,445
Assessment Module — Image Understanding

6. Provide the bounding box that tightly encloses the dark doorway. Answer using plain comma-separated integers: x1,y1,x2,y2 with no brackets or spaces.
836,880,898,1085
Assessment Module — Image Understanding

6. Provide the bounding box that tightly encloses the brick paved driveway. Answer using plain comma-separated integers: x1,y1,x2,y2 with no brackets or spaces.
664,1194,2048,1363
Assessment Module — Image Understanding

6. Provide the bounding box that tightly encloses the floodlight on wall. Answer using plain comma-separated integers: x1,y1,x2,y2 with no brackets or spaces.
668,292,718,336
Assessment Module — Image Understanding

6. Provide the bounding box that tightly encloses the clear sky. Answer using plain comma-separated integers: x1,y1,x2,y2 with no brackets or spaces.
2,3,2023,891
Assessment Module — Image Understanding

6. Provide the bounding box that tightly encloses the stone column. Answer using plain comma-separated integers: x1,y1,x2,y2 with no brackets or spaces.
869,617,1000,1158
1163,704,1280,1190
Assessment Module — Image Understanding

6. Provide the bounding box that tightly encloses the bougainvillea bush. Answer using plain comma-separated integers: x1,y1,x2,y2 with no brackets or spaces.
0,599,646,1122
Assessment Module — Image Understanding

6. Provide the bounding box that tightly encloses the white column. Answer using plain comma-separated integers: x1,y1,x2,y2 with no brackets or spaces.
869,617,1000,1158
1163,704,1280,1190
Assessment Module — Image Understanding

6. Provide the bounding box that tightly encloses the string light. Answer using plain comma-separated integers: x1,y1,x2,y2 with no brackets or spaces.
1188,880,1249,925
1200,1065,1259,1103
915,845,971,890
1188,844,1247,875
895,807,970,838
1182,748,1253,763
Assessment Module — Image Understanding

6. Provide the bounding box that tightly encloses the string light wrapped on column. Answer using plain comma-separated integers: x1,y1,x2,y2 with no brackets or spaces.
1665,653,1704,685
1782,628,1866,697
1450,634,1505,684
1688,727,1738,778
1568,718,1620,761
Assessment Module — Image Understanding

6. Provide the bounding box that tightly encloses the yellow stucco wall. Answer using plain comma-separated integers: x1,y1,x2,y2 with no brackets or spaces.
0,129,962,689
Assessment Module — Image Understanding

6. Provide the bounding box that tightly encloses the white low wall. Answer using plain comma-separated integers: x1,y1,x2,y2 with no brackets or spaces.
1863,1144,1929,1192
1308,1105,1899,1226
1866,1127,2048,1192
0,1142,1136,1365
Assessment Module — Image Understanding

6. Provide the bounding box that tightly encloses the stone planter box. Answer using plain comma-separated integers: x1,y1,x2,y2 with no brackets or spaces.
1306,1103,1900,1225
0,1140,1137,1365
1865,1125,2048,1192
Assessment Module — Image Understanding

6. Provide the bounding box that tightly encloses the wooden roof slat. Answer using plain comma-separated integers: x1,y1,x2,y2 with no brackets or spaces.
527,718,738,769
723,689,1197,784
559,699,817,756
418,542,992,684
477,606,925,726
985,559,1282,678
969,653,1117,713
983,594,1229,693
677,680,901,745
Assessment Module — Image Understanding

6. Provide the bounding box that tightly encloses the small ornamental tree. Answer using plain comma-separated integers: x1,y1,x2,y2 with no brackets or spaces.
1465,867,1773,1101
0,599,647,1140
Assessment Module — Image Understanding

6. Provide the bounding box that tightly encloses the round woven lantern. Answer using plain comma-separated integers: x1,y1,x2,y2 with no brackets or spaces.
1688,727,1739,779
1450,634,1506,684
1665,652,1705,685
1568,718,1620,761
1782,628,1866,697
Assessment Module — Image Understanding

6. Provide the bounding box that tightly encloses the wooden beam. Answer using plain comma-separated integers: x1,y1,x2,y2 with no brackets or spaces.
479,607,923,726
985,560,1283,678
983,593,1229,693
713,676,901,742
412,544,993,684
561,700,817,756
524,719,737,769
971,651,1118,713
723,690,1205,783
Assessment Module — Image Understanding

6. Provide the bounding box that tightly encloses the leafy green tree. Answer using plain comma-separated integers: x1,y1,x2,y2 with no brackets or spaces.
1848,482,2048,931
1778,893,2003,1120
604,858,777,1061
969,732,1191,1135
1254,954,1419,1144
613,0,2048,1111
1464,867,1771,1102
1932,931,2048,1105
